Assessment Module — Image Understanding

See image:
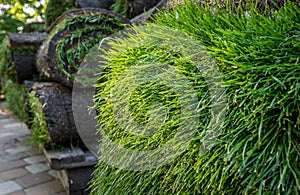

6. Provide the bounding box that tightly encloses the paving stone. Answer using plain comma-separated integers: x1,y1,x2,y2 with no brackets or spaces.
13,130,30,136
0,118,17,124
55,192,68,195
0,160,26,172
24,180,66,195
0,132,29,144
0,147,7,156
1,152,29,161
0,143,14,150
2,123,26,129
0,129,21,135
5,146,31,155
24,155,46,164
25,163,50,174
15,135,30,142
0,181,22,195
0,138,13,144
7,191,26,195
0,106,67,195
25,148,43,156
14,139,30,147
0,132,16,138
16,172,53,188
0,168,29,182
0,137,14,144
48,170,60,179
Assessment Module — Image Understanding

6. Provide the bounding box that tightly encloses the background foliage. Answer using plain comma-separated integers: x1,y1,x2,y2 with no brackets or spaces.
44,0,75,27
0,0,47,41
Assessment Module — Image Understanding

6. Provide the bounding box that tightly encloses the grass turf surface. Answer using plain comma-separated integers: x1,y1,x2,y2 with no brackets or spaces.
90,1,300,194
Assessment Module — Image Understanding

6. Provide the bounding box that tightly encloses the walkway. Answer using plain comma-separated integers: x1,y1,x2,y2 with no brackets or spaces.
0,101,67,195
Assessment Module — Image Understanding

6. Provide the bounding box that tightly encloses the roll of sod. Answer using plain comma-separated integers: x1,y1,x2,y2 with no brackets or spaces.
90,25,215,194
37,8,130,88
25,81,80,147
5,33,47,83
90,2,300,194
165,0,298,11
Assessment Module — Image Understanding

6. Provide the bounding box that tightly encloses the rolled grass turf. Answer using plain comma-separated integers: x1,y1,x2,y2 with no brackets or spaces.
90,1,300,194
37,8,130,88
25,81,80,147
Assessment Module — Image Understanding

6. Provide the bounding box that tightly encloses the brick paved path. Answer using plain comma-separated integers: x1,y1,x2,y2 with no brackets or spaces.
0,102,66,195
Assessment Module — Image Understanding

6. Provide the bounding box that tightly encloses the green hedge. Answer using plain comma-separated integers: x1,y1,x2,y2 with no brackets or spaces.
90,1,300,194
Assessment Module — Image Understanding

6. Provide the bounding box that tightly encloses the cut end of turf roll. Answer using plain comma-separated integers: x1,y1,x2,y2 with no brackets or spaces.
25,81,81,147
2,33,47,83
37,8,130,88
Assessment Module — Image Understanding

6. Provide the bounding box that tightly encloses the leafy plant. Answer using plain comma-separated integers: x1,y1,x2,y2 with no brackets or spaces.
27,91,50,146
3,80,27,122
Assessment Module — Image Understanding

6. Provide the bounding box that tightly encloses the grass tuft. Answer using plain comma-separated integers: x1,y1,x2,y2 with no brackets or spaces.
111,0,129,16
27,91,50,146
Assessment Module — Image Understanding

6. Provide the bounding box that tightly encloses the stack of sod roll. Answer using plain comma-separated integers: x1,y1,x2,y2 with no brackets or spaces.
0,32,47,122
25,81,79,146
6,33,47,83
0,0,163,148
24,8,130,147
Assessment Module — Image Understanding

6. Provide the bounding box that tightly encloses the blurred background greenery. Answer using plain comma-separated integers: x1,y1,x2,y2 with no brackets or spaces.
0,0,48,41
